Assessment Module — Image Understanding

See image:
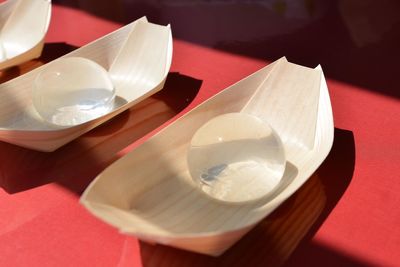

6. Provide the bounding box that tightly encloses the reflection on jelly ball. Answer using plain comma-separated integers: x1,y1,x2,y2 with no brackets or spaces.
33,57,115,126
187,113,286,203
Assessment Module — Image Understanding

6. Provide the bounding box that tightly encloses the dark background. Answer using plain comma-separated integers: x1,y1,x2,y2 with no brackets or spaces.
54,0,400,98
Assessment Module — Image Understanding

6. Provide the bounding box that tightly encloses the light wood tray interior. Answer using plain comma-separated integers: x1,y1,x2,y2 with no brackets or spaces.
0,17,172,151
81,58,334,255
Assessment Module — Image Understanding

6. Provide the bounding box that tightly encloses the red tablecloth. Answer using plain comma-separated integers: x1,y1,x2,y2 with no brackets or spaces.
0,5,399,267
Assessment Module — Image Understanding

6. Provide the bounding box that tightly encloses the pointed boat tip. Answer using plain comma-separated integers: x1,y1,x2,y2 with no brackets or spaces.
267,56,288,68
138,18,171,31
140,16,148,22
276,58,324,74
279,56,288,63
314,64,325,79
79,198,88,205
79,190,89,201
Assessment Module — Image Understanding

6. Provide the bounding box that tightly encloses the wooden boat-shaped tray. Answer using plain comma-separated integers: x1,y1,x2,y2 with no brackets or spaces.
0,17,172,152
0,0,52,70
81,57,334,256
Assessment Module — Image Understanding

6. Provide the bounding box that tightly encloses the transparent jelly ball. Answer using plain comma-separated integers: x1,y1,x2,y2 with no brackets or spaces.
33,57,115,126
187,113,286,203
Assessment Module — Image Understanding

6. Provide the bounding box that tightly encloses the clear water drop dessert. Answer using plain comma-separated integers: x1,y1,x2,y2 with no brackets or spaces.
33,57,115,126
188,113,286,203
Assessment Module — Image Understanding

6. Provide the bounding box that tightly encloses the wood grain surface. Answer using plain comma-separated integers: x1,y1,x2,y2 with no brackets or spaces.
81,58,334,255
139,174,325,267
0,0,51,69
0,46,202,194
0,18,172,151
0,40,329,265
